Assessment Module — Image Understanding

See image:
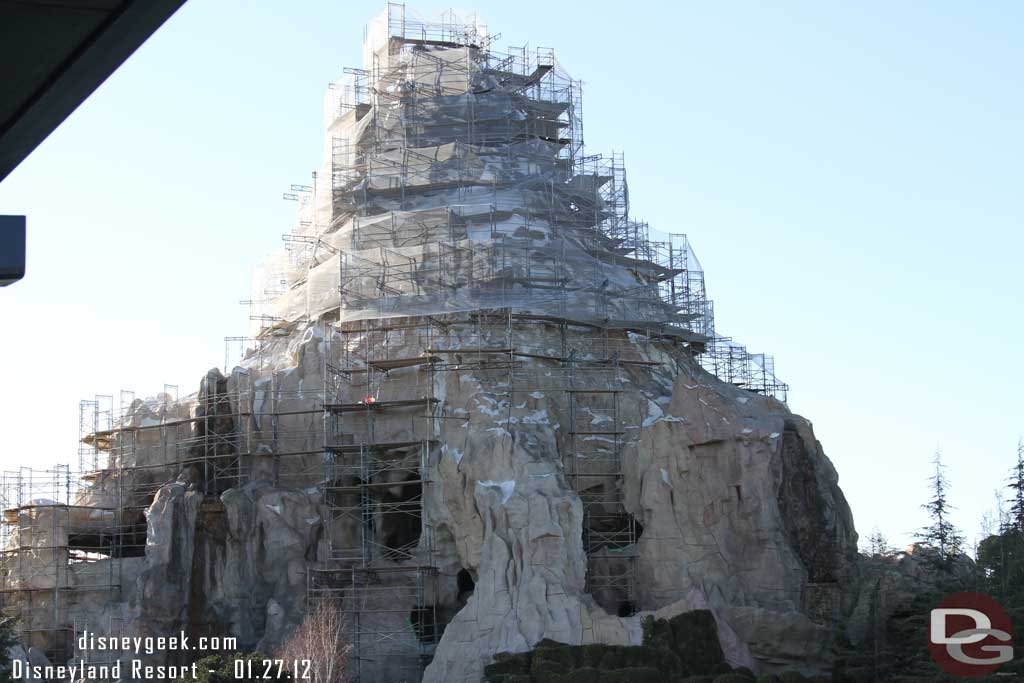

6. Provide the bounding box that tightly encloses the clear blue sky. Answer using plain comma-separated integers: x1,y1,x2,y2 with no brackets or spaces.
1,1,1020,550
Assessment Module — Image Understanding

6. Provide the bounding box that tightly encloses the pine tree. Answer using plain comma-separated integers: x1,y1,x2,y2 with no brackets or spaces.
0,617,17,683
916,449,965,561
978,489,1010,597
866,526,891,557
1007,438,1024,533
995,488,1008,532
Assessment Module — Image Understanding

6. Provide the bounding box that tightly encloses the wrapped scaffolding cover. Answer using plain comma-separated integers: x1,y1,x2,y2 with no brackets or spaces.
253,8,723,346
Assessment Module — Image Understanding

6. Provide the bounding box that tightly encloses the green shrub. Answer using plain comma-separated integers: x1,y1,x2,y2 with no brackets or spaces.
643,610,726,676
488,610,731,682
713,675,756,683
559,667,599,683
598,667,662,683
530,641,578,679
578,644,611,669
0,618,18,683
594,645,681,675
779,672,808,683
484,651,532,677
487,676,532,683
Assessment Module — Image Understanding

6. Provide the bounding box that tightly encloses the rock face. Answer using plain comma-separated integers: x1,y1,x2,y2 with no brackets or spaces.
627,371,858,675
88,320,853,681
0,7,860,683
134,480,320,660
845,544,976,650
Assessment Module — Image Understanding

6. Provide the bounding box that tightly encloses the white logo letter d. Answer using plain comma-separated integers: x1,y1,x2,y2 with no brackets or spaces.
931,608,991,645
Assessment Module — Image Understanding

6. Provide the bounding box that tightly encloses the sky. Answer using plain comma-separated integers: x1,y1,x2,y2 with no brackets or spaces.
0,1,1021,551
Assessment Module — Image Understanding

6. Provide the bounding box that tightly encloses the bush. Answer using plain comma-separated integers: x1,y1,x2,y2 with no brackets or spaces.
643,610,726,676
486,610,731,682
533,640,578,665
530,642,578,680
714,675,756,683
0,618,18,683
484,652,532,677
779,672,808,683
275,601,349,683
591,645,681,675
558,668,599,683
598,667,662,683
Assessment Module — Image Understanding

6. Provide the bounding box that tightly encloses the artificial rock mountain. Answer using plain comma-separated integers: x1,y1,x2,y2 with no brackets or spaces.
1,7,860,683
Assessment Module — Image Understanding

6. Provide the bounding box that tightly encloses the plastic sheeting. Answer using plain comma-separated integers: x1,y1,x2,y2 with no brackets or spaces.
252,16,714,345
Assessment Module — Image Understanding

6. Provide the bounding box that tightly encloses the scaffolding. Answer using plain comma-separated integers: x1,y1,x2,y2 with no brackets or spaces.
1,5,795,680
0,466,123,666
252,0,789,404
311,322,441,683
0,371,265,667
309,311,650,634
283,10,794,667
307,565,437,683
699,340,788,402
566,384,637,613
257,1,719,350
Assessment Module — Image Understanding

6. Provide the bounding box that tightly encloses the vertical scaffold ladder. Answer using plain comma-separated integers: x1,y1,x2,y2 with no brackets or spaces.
566,380,637,613
316,329,440,681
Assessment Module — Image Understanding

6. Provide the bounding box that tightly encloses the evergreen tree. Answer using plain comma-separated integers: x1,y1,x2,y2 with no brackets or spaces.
1008,438,1024,533
0,617,17,683
995,487,1009,533
916,449,965,561
866,526,891,557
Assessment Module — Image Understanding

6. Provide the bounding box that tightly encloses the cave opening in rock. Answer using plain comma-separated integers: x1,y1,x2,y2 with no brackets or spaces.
456,568,476,605
586,510,644,616
586,510,642,551
377,477,422,561
409,604,438,643
616,600,636,617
